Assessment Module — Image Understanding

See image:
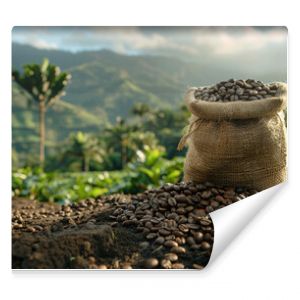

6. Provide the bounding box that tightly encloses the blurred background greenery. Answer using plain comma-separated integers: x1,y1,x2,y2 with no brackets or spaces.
12,27,287,203
12,46,191,203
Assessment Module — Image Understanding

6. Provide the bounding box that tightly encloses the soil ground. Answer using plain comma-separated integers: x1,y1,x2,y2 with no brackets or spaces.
12,197,211,269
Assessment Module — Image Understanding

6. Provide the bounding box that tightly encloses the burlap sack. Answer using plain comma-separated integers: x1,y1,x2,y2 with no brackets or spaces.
178,82,287,191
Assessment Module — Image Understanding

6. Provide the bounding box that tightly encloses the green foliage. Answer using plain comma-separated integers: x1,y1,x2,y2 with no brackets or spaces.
13,59,71,105
102,118,163,170
121,147,184,193
12,82,104,169
12,149,184,204
13,59,72,167
11,52,189,201
131,103,151,117
131,104,189,158
60,131,105,172
11,45,287,204
12,167,115,203
11,50,191,168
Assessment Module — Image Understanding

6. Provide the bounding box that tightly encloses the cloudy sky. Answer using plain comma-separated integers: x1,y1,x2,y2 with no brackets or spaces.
12,26,287,79
12,26,286,54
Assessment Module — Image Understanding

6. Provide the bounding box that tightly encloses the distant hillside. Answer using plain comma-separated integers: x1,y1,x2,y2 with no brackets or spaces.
12,43,190,119
12,43,287,167
12,43,287,119
13,43,287,116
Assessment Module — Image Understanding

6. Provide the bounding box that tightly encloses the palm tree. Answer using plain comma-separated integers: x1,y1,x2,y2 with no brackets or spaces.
104,117,138,169
62,132,105,172
131,103,151,117
104,117,162,170
12,59,71,167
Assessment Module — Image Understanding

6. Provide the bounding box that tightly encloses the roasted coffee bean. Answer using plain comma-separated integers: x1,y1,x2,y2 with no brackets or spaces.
34,225,44,231
174,194,187,203
164,253,178,262
139,241,150,249
146,233,157,240
123,219,138,226
205,206,214,213
105,181,256,269
201,241,211,250
165,234,176,241
27,226,36,233
186,223,201,230
174,230,184,237
143,228,151,235
98,265,107,269
236,88,244,95
193,208,206,217
201,190,212,199
178,216,188,224
167,198,177,207
113,208,123,215
170,246,186,254
159,229,171,236
122,263,132,269
194,79,279,102
175,237,186,245
178,224,189,233
164,240,178,248
143,258,159,268
185,206,194,212
199,218,212,226
193,232,204,243
161,259,172,269
191,244,202,250
187,236,196,245
154,236,165,245
210,201,219,209
152,245,164,254
172,263,185,269
193,264,204,269
176,207,186,215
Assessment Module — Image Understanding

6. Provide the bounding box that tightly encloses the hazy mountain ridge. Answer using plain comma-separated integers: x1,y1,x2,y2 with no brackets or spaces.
12,42,286,166
12,43,190,119
12,43,286,116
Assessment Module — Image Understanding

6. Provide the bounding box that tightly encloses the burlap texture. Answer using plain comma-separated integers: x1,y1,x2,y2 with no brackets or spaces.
180,82,287,191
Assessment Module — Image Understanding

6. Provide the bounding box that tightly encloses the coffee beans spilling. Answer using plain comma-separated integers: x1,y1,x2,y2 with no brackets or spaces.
12,183,256,269
194,79,279,102
12,196,140,269
12,196,123,234
111,181,257,269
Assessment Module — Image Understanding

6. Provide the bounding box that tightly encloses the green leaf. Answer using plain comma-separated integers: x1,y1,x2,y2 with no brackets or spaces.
91,187,107,197
166,170,181,182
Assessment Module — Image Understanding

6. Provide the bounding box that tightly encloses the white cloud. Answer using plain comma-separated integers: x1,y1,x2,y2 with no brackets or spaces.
12,26,286,57
30,39,58,50
193,27,286,55
12,28,58,50
60,27,168,53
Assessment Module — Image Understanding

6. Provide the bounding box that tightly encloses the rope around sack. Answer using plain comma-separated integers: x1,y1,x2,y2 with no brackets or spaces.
177,118,203,151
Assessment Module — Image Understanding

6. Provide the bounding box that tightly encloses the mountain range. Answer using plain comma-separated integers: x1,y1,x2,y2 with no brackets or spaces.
12,42,287,167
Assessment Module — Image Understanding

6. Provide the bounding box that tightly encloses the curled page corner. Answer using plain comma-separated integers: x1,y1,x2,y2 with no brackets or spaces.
208,183,286,265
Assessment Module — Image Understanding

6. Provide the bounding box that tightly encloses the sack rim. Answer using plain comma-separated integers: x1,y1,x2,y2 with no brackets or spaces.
185,82,287,121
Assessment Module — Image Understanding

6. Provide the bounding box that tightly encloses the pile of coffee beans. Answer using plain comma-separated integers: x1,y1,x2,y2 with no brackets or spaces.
194,79,279,102
12,195,141,269
111,181,257,269
12,195,124,233
12,183,256,269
